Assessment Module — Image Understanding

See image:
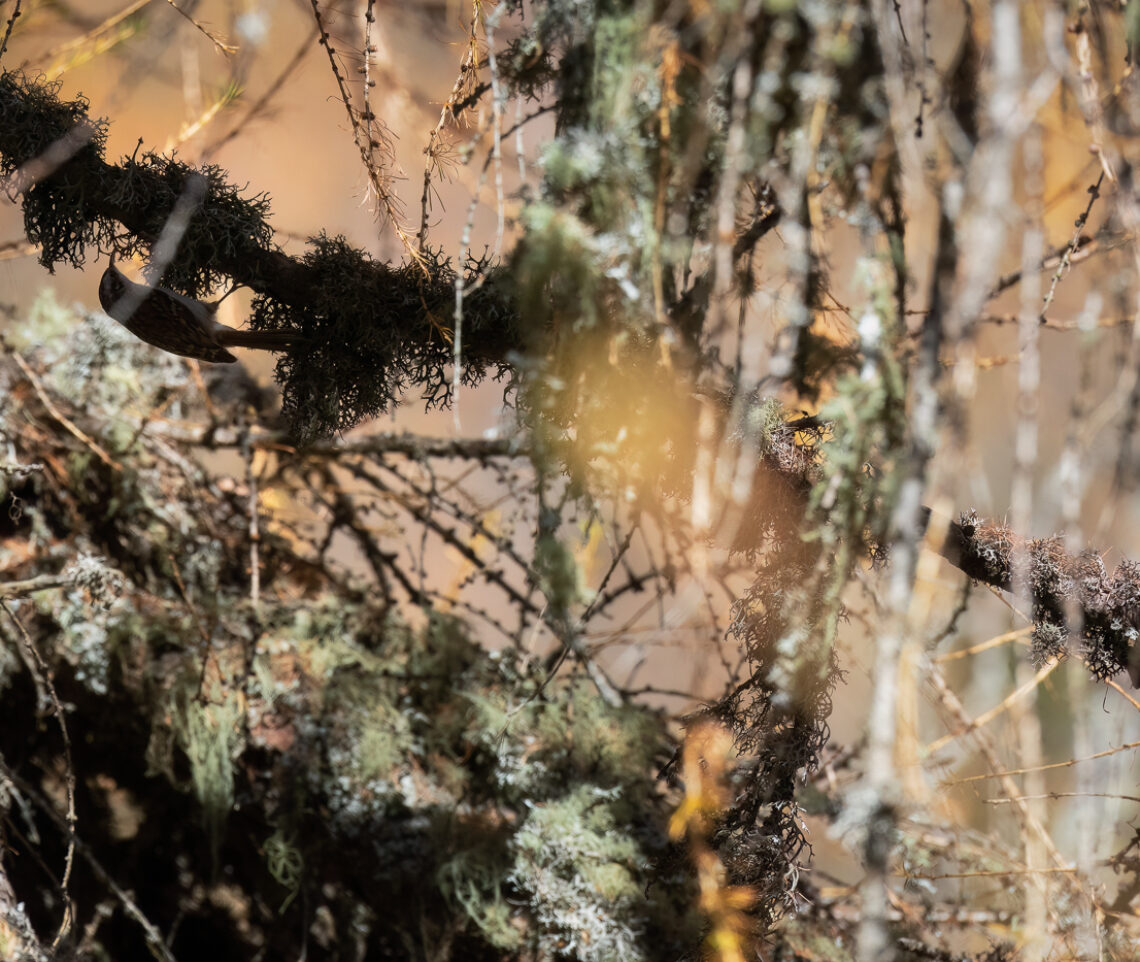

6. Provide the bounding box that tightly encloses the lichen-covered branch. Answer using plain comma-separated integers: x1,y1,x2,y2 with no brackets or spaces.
0,71,520,442
933,510,1140,684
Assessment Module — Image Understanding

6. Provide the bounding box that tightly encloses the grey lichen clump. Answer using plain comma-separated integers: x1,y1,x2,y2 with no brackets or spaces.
285,613,693,960
0,72,274,290
952,510,1140,680
0,300,698,959
105,151,275,298
0,71,110,269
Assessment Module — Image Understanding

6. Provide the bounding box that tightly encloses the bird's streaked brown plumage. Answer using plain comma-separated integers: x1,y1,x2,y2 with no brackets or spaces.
98,260,303,364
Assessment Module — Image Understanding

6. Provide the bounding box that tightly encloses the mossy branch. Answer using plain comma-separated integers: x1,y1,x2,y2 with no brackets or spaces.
932,510,1140,684
0,70,521,442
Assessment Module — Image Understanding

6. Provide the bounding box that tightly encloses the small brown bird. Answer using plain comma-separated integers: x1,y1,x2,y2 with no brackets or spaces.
98,258,303,364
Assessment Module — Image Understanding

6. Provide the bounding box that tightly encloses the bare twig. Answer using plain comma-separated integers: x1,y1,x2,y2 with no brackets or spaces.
1039,175,1103,320
0,0,22,64
948,738,1140,786
27,0,148,76
309,0,422,264
154,423,525,460
1,118,96,200
0,572,73,599
11,352,120,471
202,27,318,161
0,759,178,962
418,4,487,248
0,458,42,474
243,428,260,612
162,0,236,55
1,601,76,947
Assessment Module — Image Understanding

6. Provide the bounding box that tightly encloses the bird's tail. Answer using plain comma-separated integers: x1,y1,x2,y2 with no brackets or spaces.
217,328,307,353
